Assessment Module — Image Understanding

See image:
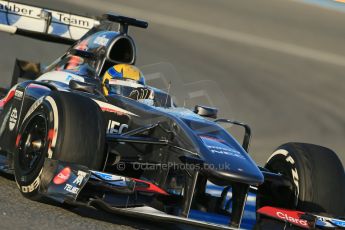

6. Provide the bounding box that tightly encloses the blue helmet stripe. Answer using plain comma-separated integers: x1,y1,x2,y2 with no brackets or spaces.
138,76,145,85
108,67,123,78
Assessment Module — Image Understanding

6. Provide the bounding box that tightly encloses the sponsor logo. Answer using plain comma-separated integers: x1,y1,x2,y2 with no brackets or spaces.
0,1,95,29
91,171,128,187
55,13,91,28
285,155,300,198
0,2,35,17
21,177,40,193
23,97,44,122
207,145,245,159
200,136,245,159
91,171,123,181
72,170,87,186
258,207,309,229
63,170,87,195
268,150,300,205
199,135,225,143
9,108,17,131
14,90,23,100
64,183,79,194
53,167,71,185
107,120,128,134
276,211,308,227
94,35,109,46
20,169,43,193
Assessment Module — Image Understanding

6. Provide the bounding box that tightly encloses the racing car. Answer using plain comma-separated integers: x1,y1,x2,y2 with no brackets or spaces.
0,2,344,229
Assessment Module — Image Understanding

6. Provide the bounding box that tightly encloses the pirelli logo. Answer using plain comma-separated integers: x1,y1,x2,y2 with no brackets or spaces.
0,1,97,29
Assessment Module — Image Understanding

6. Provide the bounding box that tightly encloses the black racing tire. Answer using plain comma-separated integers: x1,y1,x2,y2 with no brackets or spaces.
14,91,105,200
259,142,345,217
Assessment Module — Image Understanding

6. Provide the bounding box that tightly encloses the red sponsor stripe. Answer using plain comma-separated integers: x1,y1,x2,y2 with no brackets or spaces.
27,84,50,90
100,107,125,116
133,178,169,195
0,89,15,108
15,134,21,148
257,206,310,229
48,129,55,141
47,129,55,150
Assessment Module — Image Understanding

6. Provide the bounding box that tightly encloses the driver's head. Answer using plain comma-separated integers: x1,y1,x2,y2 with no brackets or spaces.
102,64,145,96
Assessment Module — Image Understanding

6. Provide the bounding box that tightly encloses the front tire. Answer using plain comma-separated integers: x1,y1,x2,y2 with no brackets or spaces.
14,91,105,199
259,142,345,217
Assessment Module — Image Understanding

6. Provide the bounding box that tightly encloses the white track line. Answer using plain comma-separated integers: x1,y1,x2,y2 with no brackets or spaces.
63,0,345,67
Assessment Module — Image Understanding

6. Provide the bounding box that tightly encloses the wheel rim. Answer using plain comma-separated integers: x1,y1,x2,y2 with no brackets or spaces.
18,114,48,175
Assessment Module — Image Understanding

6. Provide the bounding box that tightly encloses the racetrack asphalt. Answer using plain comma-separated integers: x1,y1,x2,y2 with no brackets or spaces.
0,0,344,229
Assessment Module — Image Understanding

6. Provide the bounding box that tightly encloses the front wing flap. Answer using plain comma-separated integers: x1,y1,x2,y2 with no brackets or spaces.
39,159,90,203
258,206,345,229
38,158,239,230
39,159,169,202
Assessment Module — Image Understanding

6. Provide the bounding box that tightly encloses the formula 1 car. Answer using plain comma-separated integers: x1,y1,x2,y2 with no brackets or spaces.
0,2,344,230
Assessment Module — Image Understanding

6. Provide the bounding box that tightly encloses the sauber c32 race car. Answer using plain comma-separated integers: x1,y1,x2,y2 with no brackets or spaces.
0,2,344,230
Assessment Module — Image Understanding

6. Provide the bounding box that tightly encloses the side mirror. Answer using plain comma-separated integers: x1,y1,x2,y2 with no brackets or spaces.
69,80,97,94
194,105,218,119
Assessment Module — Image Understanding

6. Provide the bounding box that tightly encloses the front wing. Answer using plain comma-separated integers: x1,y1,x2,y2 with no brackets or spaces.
39,159,238,230
38,159,345,230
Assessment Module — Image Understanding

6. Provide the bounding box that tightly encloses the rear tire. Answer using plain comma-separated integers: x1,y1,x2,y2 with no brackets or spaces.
259,142,345,217
14,91,105,200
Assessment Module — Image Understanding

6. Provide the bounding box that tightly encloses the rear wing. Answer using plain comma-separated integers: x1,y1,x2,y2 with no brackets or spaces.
0,1,100,44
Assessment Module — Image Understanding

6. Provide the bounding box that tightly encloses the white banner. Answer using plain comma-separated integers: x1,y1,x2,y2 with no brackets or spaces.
0,1,99,40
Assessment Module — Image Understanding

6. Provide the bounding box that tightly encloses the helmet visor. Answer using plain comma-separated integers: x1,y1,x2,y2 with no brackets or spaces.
107,79,143,97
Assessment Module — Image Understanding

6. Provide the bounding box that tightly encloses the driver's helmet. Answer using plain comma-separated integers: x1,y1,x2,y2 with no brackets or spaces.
102,64,145,97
